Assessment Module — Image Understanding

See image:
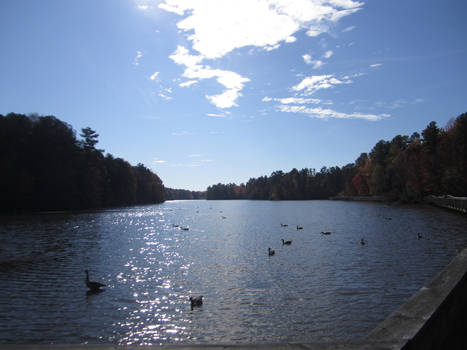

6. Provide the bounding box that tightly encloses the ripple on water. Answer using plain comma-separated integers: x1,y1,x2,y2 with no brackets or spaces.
0,201,466,344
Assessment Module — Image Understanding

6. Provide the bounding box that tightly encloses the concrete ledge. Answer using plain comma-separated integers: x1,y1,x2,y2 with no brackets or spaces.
365,247,467,349
3,248,467,350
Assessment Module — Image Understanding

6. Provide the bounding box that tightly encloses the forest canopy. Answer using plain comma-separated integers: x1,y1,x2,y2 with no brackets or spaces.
206,112,467,201
0,113,165,212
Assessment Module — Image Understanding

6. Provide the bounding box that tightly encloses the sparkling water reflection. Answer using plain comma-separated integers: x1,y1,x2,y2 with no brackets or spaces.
0,200,466,344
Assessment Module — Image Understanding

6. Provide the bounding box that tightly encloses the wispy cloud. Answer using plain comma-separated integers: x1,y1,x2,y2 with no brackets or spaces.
292,75,350,95
158,93,172,100
207,113,228,118
279,105,389,121
323,50,334,59
152,157,166,165
149,71,160,81
342,25,356,32
133,50,143,66
302,54,324,69
370,63,383,68
179,80,198,87
263,96,321,104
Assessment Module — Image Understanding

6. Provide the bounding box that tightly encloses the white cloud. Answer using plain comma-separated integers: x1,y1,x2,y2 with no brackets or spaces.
170,45,250,108
138,4,149,11
179,80,198,87
149,71,159,81
133,50,143,66
169,45,203,67
158,0,363,109
188,154,202,158
342,25,356,32
302,54,324,69
323,50,334,59
302,54,313,64
207,113,227,117
370,63,383,68
263,96,321,104
152,157,166,164
292,74,349,95
279,105,389,121
158,93,173,100
159,0,363,59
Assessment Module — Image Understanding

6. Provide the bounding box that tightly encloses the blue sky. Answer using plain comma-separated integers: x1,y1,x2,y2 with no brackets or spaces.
1,0,466,190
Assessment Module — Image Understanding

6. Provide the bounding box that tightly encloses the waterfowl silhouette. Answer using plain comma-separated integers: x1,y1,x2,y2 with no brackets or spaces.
85,270,105,292
280,223,288,227
321,231,332,235
281,239,292,245
296,225,303,230
360,238,366,245
190,296,203,309
268,248,275,256
417,233,422,239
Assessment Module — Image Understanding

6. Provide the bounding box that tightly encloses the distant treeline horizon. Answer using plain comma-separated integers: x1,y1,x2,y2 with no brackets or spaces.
206,112,467,202
2,112,466,212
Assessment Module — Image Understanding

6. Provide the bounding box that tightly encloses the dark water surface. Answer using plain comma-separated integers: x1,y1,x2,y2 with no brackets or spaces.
0,200,466,345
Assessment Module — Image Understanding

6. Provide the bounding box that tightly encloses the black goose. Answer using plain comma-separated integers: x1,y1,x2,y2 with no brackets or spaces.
190,296,203,308
321,231,332,235
296,225,303,230
281,239,292,245
85,270,106,291
268,247,275,256
360,238,366,245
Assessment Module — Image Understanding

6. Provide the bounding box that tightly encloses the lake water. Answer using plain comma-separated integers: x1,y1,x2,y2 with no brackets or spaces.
0,200,466,345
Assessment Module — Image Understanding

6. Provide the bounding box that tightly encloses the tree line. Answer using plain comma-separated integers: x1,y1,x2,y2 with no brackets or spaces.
0,113,165,212
165,188,206,200
206,112,467,201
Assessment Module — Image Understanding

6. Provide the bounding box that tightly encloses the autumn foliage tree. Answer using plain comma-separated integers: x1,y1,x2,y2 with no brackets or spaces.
207,112,467,201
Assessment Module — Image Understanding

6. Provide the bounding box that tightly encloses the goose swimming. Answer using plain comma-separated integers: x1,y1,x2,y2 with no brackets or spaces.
281,239,292,245
190,296,203,308
268,247,275,256
296,225,303,230
85,270,105,292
